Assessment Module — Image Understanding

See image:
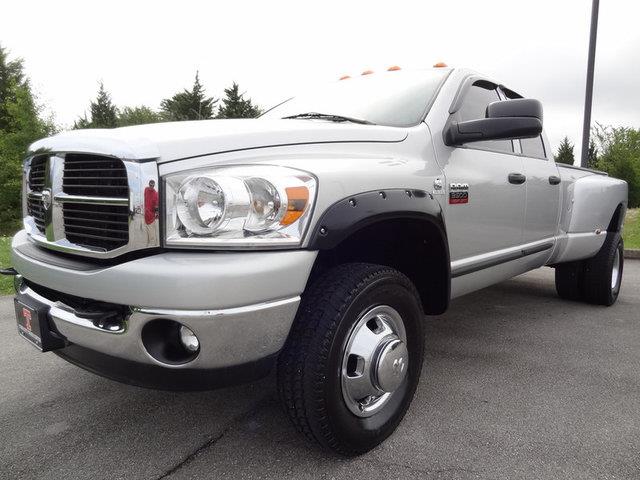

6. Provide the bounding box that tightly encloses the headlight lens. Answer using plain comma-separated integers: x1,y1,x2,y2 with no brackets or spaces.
176,176,249,235
165,165,316,248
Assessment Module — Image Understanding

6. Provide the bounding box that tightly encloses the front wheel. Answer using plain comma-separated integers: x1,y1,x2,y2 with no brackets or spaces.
277,263,424,456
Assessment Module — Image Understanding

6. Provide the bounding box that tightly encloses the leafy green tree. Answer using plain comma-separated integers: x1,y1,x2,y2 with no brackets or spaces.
117,105,162,127
586,138,598,169
216,82,262,119
554,136,575,165
0,45,56,234
160,72,217,121
0,46,25,131
74,82,118,128
593,124,640,208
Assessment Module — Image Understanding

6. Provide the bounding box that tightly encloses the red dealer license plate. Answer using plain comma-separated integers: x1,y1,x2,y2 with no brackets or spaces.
15,300,45,350
14,297,65,352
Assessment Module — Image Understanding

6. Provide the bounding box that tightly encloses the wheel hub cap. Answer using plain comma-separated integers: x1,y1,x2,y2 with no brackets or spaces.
375,339,409,393
341,305,408,417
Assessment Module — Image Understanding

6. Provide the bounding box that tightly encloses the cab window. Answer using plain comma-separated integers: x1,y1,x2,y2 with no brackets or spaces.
520,135,547,159
454,83,513,154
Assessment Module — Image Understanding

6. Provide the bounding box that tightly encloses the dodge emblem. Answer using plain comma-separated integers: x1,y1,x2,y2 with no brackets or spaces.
41,188,52,211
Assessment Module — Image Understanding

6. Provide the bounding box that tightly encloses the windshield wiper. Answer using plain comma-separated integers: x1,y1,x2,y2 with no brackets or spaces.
282,112,375,125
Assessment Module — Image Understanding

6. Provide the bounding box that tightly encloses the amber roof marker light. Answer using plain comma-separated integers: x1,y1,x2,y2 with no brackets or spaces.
387,66,401,71
339,75,351,80
433,62,448,68
361,69,374,75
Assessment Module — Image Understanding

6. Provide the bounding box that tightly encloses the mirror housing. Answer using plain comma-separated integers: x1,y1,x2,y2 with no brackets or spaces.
444,98,543,147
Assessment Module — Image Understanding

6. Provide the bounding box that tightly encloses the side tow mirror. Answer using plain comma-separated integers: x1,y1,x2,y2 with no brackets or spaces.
444,98,543,147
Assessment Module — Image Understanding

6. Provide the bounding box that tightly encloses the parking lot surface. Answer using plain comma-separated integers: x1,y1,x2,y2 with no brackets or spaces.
1,262,639,480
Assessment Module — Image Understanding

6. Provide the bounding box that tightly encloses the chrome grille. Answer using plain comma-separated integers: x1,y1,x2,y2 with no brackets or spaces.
23,153,159,259
26,193,46,233
28,156,47,192
63,203,130,250
63,154,128,197
61,154,129,249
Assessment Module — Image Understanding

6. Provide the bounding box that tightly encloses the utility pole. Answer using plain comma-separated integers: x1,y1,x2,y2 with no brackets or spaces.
581,0,600,167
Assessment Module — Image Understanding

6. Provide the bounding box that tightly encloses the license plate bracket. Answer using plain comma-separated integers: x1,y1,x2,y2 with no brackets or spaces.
14,296,66,352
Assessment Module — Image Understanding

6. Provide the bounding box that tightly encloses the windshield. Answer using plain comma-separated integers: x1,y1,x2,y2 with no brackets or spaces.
261,69,450,127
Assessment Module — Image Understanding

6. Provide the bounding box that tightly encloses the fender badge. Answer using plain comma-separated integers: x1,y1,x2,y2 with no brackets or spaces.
449,183,469,204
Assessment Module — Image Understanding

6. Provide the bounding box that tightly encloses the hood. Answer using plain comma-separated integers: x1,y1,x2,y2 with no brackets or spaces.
28,119,408,163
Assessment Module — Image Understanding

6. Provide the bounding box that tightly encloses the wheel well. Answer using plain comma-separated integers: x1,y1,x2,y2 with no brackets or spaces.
309,218,450,315
608,203,625,233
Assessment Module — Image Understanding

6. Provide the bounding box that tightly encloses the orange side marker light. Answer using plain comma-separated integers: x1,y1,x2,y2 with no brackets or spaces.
281,186,309,225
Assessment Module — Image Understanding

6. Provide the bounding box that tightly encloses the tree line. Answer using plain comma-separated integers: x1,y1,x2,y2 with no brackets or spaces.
0,44,262,233
74,72,262,129
554,127,640,208
1,41,639,235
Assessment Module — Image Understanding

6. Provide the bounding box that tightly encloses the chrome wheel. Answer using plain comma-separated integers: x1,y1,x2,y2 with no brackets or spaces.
611,249,621,291
341,305,408,418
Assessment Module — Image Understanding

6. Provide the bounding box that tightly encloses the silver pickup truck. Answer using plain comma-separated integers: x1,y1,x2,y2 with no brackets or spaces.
10,67,627,455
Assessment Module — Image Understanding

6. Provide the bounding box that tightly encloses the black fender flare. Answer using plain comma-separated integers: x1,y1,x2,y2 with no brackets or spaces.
308,189,447,249
307,188,451,313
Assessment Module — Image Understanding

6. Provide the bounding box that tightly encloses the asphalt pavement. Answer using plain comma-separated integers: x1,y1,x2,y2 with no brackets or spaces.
1,262,640,480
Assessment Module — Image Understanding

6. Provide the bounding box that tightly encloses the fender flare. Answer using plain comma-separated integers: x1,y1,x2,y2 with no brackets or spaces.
306,189,451,313
308,189,448,250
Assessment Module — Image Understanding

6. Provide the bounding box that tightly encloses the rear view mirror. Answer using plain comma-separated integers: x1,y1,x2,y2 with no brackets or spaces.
444,98,543,146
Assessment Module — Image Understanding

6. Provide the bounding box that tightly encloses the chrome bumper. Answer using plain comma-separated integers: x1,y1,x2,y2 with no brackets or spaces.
17,281,300,370
11,229,318,372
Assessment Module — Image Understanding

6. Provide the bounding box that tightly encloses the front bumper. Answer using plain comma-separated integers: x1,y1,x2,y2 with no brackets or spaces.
11,230,317,388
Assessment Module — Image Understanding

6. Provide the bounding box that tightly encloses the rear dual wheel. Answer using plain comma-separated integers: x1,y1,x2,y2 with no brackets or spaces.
555,232,623,306
277,263,424,456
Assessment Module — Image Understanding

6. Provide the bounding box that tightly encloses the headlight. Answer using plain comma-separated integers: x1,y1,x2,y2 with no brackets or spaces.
165,165,316,248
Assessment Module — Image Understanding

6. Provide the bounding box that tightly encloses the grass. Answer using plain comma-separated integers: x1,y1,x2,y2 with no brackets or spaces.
0,237,13,295
623,208,640,250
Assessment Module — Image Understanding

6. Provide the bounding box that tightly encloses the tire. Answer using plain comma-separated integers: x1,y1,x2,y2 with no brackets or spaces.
582,232,624,306
555,261,584,301
277,263,424,456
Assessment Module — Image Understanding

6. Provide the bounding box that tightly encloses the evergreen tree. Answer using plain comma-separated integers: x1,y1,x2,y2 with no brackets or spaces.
0,44,56,233
554,136,575,165
160,72,217,121
74,82,118,128
91,82,118,127
216,82,262,119
586,138,598,169
117,105,162,127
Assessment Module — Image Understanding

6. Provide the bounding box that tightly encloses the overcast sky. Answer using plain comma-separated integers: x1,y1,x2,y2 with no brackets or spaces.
3,0,639,160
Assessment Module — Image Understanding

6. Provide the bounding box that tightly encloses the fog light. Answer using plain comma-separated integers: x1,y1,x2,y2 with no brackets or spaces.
179,325,199,353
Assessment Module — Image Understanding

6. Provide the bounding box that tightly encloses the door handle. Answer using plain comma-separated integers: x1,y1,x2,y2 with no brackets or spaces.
508,173,526,185
548,175,561,185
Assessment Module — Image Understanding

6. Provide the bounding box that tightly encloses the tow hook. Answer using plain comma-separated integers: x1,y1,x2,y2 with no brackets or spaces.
1,267,22,293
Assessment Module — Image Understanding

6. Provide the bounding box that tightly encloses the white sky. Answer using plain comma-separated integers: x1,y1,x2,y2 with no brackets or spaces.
3,0,640,160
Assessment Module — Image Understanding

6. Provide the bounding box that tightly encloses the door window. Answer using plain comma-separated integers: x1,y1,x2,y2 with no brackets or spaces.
520,135,547,159
454,84,513,154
